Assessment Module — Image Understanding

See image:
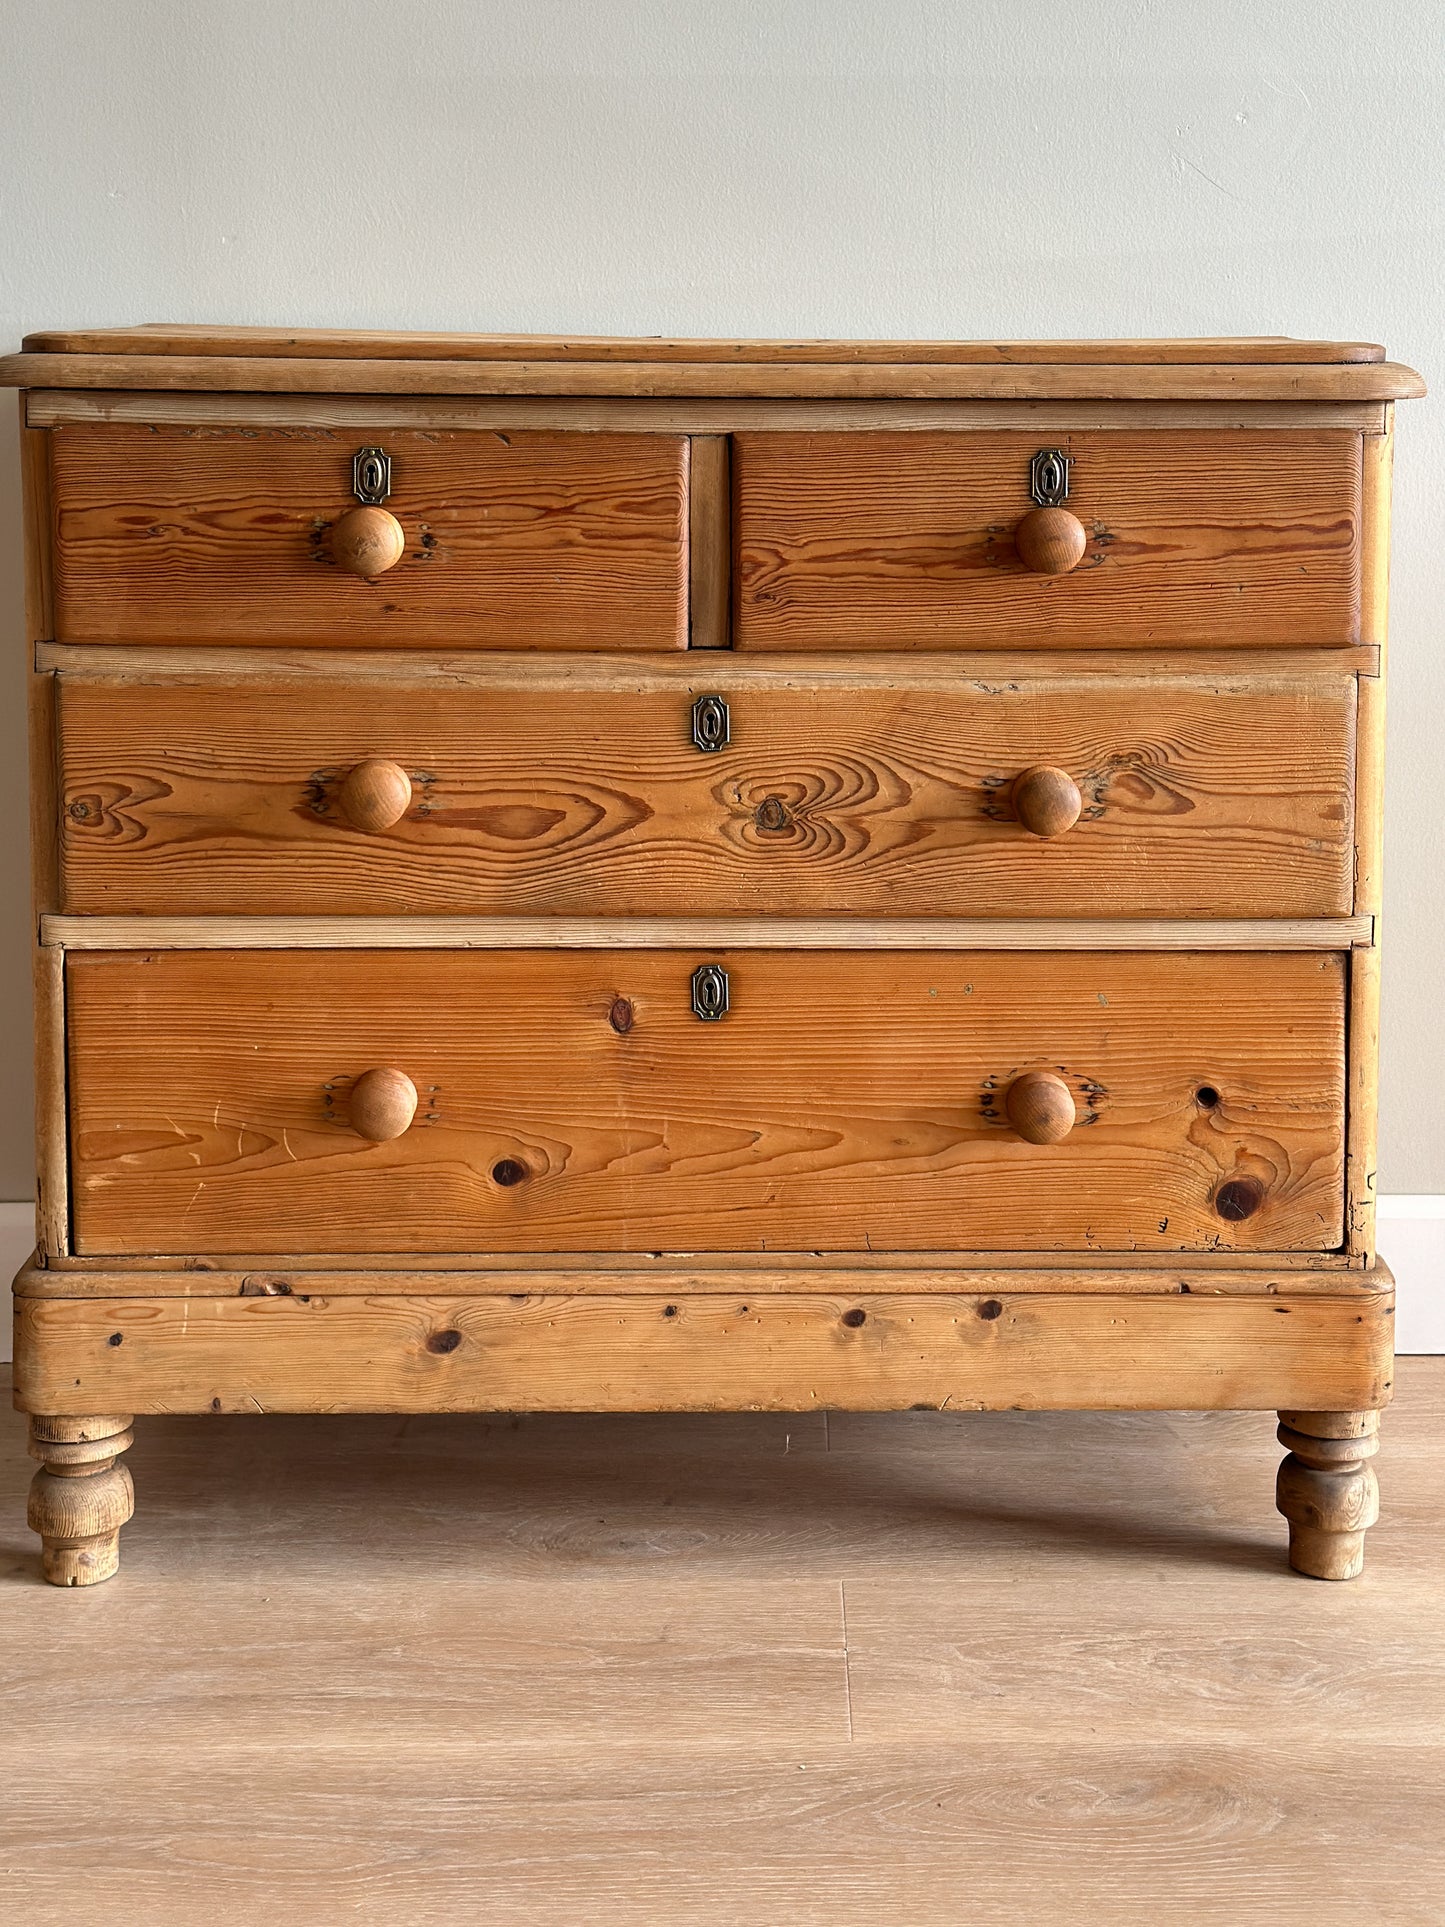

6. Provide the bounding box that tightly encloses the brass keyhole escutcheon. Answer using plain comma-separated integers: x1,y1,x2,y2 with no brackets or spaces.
1028,447,1071,506
691,694,730,753
352,446,392,504
691,964,730,1021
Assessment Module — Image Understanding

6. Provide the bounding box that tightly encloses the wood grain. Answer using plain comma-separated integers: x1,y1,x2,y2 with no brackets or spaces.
1360,420,1394,654
1353,666,1386,921
16,326,1393,363
47,423,689,650
32,945,68,1260
1346,427,1391,1262
26,387,1395,434
21,421,54,641
3,352,1427,403
54,672,1356,918
1,1736,1440,1924
1352,430,1390,925
10,1285,1392,1415
1275,1408,1381,1579
1346,945,1381,1260
23,426,67,1256
65,948,1347,1257
687,434,730,648
734,430,1362,650
6,1360,1445,1922
25,1411,135,1585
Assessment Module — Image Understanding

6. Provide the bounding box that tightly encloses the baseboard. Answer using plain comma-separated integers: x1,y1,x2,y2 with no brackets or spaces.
1379,1196,1445,1353
2,1202,35,1364
2,1198,1441,1365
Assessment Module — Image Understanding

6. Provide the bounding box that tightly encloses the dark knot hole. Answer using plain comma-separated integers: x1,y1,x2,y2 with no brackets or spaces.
1215,1176,1265,1222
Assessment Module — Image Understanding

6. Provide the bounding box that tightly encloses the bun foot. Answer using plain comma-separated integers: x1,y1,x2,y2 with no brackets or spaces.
27,1414,135,1586
1276,1409,1380,1580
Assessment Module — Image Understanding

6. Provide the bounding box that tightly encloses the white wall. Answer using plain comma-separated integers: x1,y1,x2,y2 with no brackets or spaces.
1,0,1441,1214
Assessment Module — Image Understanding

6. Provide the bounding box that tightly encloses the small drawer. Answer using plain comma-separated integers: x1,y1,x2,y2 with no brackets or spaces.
67,948,1345,1257
46,424,689,650
55,669,1356,918
733,430,1362,650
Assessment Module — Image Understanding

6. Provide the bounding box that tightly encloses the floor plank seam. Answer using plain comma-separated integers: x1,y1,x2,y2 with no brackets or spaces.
840,1578,855,1743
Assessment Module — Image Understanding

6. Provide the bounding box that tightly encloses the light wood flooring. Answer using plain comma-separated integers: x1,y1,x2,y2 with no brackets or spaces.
3,1361,1443,1924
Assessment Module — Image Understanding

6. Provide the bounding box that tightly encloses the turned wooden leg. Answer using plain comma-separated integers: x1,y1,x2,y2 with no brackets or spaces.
1276,1409,1380,1581
26,1414,135,1586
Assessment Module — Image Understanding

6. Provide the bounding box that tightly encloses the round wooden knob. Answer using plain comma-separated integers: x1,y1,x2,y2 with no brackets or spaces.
1011,765,1083,839
1004,1070,1076,1145
338,759,414,833
349,1068,418,1142
1014,507,1087,575
330,505,405,578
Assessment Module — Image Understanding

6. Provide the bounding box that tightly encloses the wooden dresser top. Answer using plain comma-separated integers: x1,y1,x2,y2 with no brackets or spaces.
1,327,1425,400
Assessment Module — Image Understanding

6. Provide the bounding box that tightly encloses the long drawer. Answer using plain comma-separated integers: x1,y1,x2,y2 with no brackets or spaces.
67,948,1346,1256
55,670,1356,917
734,430,1362,649
47,424,690,650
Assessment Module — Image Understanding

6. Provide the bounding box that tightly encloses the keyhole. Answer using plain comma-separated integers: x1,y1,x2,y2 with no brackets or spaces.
691,964,730,1021
691,694,730,753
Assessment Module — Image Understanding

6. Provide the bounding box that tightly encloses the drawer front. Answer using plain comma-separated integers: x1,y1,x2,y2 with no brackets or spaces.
57,673,1355,918
47,424,689,650
734,431,1361,650
68,949,1345,1256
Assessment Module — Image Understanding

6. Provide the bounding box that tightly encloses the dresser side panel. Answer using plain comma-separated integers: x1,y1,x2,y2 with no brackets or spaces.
1345,423,1392,1259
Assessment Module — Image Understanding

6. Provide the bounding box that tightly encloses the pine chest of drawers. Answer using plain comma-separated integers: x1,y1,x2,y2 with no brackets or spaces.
3,327,1423,1585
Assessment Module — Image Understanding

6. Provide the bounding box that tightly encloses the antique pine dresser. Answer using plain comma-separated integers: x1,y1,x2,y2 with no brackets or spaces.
1,327,1423,1585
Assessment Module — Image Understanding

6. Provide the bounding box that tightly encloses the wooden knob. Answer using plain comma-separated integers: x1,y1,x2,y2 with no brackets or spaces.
1004,1070,1076,1145
1014,507,1087,575
338,759,414,833
349,1068,418,1142
1011,765,1083,839
330,505,405,578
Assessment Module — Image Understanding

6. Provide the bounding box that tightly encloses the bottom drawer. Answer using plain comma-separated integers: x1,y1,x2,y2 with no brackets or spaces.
66,948,1345,1257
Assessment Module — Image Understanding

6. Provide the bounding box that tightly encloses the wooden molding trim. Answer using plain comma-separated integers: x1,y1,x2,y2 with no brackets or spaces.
10,1279,1396,1415
41,914,1375,952
24,390,1392,434
30,1247,1367,1278
14,328,1395,364
35,642,1382,685
13,1258,1382,1298
1,353,1427,402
